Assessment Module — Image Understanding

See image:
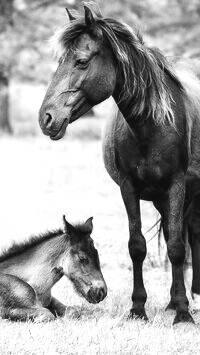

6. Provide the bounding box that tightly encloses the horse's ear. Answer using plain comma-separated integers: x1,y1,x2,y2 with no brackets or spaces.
84,6,102,38
65,8,76,21
84,6,95,29
62,215,76,236
84,217,93,233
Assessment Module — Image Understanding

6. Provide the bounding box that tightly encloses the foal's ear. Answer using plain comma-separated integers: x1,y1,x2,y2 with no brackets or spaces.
65,8,76,21
84,217,93,233
62,215,76,236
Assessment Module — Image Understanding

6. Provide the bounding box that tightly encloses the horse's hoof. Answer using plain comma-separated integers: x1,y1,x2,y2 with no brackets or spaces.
165,300,176,311
173,311,195,325
129,308,148,321
191,293,200,313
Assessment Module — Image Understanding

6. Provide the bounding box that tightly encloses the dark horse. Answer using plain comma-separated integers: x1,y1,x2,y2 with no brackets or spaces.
0,215,107,321
39,6,200,324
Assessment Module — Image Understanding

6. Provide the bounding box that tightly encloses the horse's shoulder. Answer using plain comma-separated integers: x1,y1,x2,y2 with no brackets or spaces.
102,109,124,185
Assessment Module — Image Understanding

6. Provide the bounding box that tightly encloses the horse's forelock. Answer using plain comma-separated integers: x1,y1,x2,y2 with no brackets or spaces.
50,18,87,58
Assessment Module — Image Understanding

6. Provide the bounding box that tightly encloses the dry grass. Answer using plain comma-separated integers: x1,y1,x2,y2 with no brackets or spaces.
0,134,199,354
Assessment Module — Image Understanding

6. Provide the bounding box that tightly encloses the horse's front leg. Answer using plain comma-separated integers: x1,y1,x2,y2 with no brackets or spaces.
120,173,147,320
166,172,194,324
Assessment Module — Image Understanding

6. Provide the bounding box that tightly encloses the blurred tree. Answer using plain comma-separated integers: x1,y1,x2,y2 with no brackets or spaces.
0,0,13,133
0,0,199,136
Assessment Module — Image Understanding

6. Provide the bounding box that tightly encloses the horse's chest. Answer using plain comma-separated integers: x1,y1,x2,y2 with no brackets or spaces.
103,111,181,186
135,157,164,183
124,145,179,186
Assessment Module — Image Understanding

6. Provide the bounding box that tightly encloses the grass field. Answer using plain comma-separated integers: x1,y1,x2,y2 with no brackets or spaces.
0,131,200,355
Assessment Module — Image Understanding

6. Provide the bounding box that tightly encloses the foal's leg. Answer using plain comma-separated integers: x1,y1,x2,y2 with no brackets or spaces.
120,174,147,320
6,306,55,322
0,273,55,322
165,173,193,324
48,296,66,317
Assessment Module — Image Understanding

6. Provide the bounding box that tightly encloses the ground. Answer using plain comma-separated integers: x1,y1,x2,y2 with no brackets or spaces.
0,130,200,354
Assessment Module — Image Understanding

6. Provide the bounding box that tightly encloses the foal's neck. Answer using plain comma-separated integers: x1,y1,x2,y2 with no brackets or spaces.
0,233,67,286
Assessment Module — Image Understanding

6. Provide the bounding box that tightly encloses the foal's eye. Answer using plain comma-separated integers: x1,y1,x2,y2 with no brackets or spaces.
75,59,89,68
79,256,89,264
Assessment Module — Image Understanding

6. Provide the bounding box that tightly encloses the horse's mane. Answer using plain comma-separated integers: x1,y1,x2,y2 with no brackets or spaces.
0,222,90,262
51,10,185,125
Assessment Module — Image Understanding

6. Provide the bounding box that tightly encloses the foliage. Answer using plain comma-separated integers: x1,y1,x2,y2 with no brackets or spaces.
8,0,200,84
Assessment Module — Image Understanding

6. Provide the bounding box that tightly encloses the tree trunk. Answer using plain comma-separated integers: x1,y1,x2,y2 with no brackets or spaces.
0,0,13,133
0,66,12,133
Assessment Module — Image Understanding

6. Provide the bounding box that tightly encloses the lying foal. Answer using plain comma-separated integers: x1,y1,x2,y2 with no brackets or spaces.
0,216,107,321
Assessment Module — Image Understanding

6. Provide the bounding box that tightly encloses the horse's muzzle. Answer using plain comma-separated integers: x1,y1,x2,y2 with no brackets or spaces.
39,106,70,140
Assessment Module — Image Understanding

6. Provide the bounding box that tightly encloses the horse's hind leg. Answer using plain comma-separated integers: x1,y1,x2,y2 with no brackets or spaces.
154,200,176,311
120,173,147,320
156,173,193,324
188,195,200,311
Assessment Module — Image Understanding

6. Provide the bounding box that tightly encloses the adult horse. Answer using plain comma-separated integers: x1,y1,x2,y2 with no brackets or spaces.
39,6,200,324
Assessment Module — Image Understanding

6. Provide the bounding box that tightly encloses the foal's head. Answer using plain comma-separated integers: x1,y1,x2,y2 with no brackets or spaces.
61,216,107,304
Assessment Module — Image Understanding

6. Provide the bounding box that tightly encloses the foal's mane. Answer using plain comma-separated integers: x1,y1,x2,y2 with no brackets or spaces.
0,222,90,262
52,9,184,125
0,229,64,262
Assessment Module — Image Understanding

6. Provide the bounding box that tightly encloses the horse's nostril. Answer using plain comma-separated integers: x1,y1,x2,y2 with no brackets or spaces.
98,287,106,301
45,112,52,127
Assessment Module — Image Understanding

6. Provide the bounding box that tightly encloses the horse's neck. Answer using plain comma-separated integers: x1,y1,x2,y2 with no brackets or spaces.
113,83,129,122
112,69,179,137
112,82,154,137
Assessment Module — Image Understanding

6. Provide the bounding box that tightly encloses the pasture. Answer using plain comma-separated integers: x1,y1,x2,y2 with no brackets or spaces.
0,118,200,354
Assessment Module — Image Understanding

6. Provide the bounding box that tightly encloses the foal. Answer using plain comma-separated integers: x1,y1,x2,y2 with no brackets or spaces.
0,216,107,321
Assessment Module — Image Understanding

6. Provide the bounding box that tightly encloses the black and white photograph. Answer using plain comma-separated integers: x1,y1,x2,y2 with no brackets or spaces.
0,0,200,353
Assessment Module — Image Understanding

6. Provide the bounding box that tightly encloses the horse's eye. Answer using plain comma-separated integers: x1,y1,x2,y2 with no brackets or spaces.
75,59,89,68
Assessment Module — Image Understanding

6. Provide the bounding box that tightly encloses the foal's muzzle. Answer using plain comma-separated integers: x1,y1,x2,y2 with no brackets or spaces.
87,285,107,304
